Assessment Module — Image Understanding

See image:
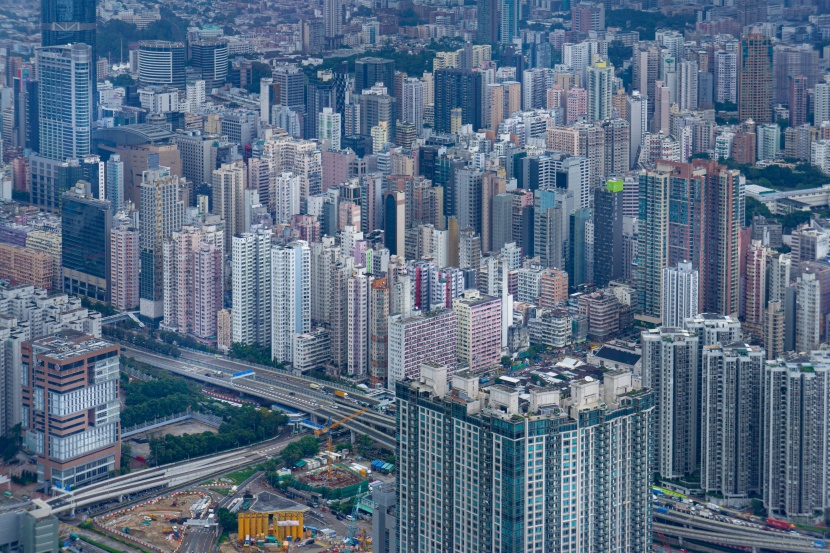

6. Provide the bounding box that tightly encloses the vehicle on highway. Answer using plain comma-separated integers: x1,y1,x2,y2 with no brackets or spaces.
310,383,321,390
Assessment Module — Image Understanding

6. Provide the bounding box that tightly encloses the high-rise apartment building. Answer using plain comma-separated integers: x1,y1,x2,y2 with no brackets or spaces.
61,182,111,303
387,309,457,390
788,75,808,127
396,366,654,553
453,290,501,372
138,165,185,319
106,155,124,212
700,343,764,500
641,327,699,479
212,162,246,247
586,60,613,122
742,240,767,338
232,226,273,347
714,50,737,104
369,277,389,385
815,82,830,126
110,222,140,311
318,107,341,150
193,242,223,340
637,165,670,321
271,241,311,365
796,270,821,353
661,262,699,329
738,32,773,124
434,69,483,134
498,0,520,44
763,358,830,517
355,58,395,94
22,331,120,488
323,0,342,42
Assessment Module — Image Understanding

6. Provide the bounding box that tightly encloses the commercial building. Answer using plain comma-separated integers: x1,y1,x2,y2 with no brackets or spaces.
22,331,120,488
137,40,186,90
61,182,111,303
191,39,229,89
0,499,60,553
396,365,654,553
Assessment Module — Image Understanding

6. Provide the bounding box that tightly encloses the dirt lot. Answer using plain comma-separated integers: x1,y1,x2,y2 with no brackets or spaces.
98,492,208,552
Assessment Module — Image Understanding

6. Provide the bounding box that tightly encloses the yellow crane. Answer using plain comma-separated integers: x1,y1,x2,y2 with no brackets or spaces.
314,406,370,480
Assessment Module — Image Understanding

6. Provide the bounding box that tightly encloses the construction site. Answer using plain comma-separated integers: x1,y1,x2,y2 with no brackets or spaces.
297,467,364,491
96,492,207,552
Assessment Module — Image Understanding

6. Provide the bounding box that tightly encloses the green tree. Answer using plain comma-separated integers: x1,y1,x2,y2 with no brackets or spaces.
216,507,238,530
356,434,374,457
745,197,772,226
244,62,273,94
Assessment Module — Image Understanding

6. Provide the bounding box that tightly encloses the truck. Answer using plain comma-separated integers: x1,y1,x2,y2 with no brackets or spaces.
334,390,348,399
706,502,720,512
309,383,320,390
766,518,795,530
245,534,251,545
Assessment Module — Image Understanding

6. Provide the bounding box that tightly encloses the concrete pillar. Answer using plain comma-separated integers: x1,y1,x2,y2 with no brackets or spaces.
351,430,357,445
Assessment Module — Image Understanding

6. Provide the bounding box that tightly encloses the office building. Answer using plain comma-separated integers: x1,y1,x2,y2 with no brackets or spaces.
593,181,624,288
272,241,311,364
22,331,120,488
700,343,764,500
271,65,306,112
661,262,699,329
61,181,111,303
642,327,699,479
138,166,185,319
763,358,830,518
137,40,186,90
384,190,405,256
191,40,229,89
387,309,457,390
355,58,395,94
434,69,482,134
36,43,92,162
106,155,124,212
110,223,140,311
396,367,654,553
738,32,773,124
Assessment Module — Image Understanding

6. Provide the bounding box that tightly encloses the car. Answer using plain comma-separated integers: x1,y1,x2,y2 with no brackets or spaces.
346,515,354,521
289,391,295,396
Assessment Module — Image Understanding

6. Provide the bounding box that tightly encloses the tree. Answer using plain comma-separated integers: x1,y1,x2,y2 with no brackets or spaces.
216,507,238,530
356,435,374,457
111,74,134,87
500,356,512,369
745,197,772,226
244,62,273,93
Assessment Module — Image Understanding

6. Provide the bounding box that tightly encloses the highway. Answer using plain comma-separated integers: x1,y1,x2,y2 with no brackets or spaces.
180,526,217,553
120,346,397,449
654,502,825,552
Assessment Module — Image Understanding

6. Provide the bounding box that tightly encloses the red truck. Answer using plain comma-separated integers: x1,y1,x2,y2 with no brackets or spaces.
766,518,795,530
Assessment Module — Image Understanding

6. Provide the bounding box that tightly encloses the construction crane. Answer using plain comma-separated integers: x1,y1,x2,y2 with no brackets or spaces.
314,406,370,480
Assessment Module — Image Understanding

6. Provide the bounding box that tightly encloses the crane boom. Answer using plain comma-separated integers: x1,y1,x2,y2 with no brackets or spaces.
313,406,371,480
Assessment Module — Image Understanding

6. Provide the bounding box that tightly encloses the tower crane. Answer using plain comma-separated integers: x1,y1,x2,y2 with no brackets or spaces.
314,406,370,480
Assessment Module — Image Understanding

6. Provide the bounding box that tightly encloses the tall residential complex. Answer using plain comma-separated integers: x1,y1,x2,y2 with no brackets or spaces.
387,309,457,389
661,262,699,329
586,60,613,122
738,32,773,124
397,365,654,553
138,165,185,319
271,241,311,364
763,358,830,518
22,331,120,488
232,226,273,347
641,327,699,479
110,223,140,310
453,290,501,372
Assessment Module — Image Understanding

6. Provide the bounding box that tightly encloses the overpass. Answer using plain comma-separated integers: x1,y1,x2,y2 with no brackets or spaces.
47,439,289,515
119,346,397,450
655,509,824,552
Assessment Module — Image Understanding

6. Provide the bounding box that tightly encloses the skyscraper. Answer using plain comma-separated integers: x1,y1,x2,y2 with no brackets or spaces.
191,40,229,90
700,343,764,500
499,0,520,44
22,332,120,488
110,222,140,311
641,327,699,479
323,0,342,44
137,41,186,90
41,0,97,88
139,165,185,319
738,32,773,124
384,190,405,256
232,226,273,347
714,50,737,104
586,60,613,122
661,262,699,329
593,180,624,288
355,58,395,94
476,0,498,45
317,107,341,150
106,155,124,212
396,367,654,553
400,77,424,132
742,240,767,338
815,81,830,126
763,358,830,518
434,69,483,134
212,162,246,247
796,270,821,353
788,75,808,127
271,241,311,364
637,165,670,321
62,181,111,303
36,43,92,161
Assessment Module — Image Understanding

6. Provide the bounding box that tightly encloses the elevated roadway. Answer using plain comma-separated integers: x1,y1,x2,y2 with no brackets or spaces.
119,346,397,449
655,510,824,552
